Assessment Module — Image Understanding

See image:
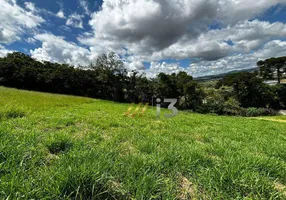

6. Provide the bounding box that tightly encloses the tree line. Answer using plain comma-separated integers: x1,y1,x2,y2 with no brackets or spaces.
0,52,204,110
0,52,285,116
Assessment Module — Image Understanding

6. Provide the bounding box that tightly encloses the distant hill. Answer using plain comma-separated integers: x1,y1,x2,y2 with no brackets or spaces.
194,67,259,81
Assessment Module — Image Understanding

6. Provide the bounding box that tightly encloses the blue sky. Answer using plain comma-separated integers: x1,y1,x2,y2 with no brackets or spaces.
1,0,286,77
6,0,99,51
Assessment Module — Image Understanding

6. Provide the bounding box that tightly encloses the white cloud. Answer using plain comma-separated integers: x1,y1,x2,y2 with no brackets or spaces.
0,45,12,57
147,20,286,62
30,33,98,66
74,0,286,77
140,39,286,78
79,0,90,15
86,0,217,52
57,0,64,9
149,62,186,77
66,13,84,28
2,0,286,77
124,60,187,78
58,25,71,32
24,2,36,12
83,0,286,53
0,0,44,44
24,1,63,19
217,0,286,25
56,10,65,19
102,19,286,75
125,61,145,71
187,40,286,77
253,40,286,59
26,37,36,44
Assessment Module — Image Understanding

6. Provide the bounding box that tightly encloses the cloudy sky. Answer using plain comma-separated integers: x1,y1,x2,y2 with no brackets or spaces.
1,0,286,77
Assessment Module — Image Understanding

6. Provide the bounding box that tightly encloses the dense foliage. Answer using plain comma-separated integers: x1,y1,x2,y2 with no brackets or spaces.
215,72,285,110
257,57,286,84
0,52,285,116
0,52,203,110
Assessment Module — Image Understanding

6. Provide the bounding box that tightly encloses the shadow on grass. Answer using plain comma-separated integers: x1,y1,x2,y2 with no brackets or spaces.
0,109,25,120
60,173,127,200
47,140,73,155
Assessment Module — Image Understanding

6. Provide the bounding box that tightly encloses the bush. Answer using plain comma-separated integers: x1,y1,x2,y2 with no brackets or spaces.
198,88,225,114
276,85,286,109
222,98,243,116
242,107,278,117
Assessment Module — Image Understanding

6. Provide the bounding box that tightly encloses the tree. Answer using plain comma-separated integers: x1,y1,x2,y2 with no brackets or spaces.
176,72,204,110
216,72,275,108
154,72,204,110
124,71,154,103
276,85,286,109
257,57,286,84
155,73,179,99
91,52,127,102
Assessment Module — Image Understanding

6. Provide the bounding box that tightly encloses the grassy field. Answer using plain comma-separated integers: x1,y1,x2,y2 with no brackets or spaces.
0,86,286,199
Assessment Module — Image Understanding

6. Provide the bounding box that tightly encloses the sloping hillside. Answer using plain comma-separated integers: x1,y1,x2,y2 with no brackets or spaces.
0,87,285,199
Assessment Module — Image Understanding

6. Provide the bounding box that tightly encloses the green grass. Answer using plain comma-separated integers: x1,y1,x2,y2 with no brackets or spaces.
0,86,286,199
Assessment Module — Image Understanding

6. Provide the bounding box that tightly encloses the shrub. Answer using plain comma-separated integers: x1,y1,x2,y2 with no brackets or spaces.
222,98,243,116
242,107,278,117
276,85,286,109
198,88,225,114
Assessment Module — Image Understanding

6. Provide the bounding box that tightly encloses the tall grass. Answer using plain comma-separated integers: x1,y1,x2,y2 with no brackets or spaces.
0,86,285,199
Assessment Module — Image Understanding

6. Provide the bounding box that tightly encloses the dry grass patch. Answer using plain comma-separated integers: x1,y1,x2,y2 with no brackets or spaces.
46,153,60,165
209,154,222,162
73,123,92,139
192,134,207,146
177,174,198,200
120,141,138,156
274,182,286,196
254,118,286,123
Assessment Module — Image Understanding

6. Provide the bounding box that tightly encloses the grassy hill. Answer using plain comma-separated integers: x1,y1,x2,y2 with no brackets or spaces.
0,86,285,199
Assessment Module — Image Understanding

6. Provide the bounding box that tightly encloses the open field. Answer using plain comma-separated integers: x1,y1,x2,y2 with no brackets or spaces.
0,86,286,199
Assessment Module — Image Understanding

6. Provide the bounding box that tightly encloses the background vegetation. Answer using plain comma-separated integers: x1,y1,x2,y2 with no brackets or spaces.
0,52,285,116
